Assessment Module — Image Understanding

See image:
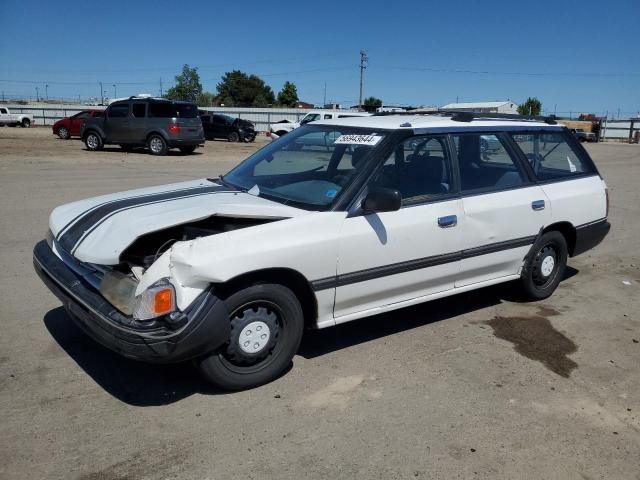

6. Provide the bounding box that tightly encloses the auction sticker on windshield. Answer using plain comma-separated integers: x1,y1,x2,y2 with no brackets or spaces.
334,134,382,146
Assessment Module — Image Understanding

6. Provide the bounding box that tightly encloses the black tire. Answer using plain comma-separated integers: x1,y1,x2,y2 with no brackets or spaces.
520,231,568,300
84,131,103,151
147,134,168,155
21,118,31,128
197,283,304,391
227,131,240,142
58,126,70,140
179,146,197,155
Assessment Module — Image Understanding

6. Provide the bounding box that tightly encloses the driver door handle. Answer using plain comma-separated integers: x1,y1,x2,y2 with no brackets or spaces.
438,215,457,228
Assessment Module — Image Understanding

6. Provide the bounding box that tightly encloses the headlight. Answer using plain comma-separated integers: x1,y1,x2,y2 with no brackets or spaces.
133,280,176,320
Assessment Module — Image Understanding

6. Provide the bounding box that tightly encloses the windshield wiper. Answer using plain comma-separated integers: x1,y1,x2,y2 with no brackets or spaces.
214,175,247,192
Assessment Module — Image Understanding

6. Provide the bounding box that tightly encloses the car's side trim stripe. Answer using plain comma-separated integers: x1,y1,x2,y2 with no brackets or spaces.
310,235,537,291
59,184,237,253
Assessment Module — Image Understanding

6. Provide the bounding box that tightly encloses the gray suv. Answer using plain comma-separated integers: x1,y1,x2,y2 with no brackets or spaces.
82,97,205,155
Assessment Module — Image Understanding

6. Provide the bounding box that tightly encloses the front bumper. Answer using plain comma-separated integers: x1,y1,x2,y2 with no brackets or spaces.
33,240,230,363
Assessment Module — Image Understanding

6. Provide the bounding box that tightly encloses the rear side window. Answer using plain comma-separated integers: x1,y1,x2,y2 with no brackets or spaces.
148,102,198,118
452,133,525,192
510,132,594,180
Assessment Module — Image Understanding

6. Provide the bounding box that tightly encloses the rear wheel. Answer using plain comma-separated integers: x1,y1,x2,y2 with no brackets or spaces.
84,131,103,151
520,231,568,300
227,131,240,142
148,134,168,155
21,118,31,128
197,283,304,391
179,146,197,155
58,126,70,139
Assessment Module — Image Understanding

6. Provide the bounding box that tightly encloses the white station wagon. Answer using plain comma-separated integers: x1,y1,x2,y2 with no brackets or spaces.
34,112,610,390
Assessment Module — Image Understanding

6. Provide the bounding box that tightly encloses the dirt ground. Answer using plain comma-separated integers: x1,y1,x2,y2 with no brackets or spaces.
1,127,639,480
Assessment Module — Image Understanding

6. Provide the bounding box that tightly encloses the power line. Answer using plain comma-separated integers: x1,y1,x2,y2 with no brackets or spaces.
380,65,640,77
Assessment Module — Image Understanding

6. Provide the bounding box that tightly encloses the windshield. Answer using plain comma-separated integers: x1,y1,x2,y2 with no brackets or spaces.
222,125,387,210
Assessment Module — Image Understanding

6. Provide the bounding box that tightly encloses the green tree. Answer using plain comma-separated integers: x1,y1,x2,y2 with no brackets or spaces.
276,81,299,107
196,91,215,107
216,70,275,107
363,96,383,113
517,97,542,116
165,64,203,102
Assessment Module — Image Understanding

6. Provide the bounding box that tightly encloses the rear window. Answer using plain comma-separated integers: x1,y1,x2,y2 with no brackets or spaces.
148,102,198,118
510,131,594,181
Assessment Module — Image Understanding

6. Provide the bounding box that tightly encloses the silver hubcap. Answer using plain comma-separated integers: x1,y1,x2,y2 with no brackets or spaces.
150,137,163,152
60,128,68,137
541,255,555,277
238,321,271,354
87,135,98,148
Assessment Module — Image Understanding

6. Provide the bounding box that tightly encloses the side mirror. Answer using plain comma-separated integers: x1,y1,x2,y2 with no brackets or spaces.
362,187,402,213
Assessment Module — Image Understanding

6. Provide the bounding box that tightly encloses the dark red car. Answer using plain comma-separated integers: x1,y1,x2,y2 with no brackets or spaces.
52,110,104,139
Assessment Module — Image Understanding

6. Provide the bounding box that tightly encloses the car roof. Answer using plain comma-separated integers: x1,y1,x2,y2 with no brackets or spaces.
313,114,562,131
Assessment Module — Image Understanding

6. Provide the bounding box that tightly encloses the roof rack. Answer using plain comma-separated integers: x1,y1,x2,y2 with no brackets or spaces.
373,109,558,125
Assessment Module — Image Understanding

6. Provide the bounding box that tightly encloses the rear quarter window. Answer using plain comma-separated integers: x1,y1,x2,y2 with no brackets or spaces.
510,131,594,181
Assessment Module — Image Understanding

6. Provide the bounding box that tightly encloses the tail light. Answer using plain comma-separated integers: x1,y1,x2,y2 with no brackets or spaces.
168,123,180,135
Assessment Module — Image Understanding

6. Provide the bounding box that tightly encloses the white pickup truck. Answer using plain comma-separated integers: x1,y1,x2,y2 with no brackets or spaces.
268,110,371,140
0,107,33,127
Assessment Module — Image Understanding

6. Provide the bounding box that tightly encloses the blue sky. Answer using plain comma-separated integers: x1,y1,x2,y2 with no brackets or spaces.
1,0,638,116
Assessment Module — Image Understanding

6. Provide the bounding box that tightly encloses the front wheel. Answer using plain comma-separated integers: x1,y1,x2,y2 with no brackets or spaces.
197,283,304,391
148,134,168,155
179,146,197,155
84,132,103,151
227,131,240,142
58,126,70,140
520,231,568,300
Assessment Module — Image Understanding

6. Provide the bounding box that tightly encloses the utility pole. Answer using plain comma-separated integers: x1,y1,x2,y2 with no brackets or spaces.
36,86,39,102
99,82,103,105
323,82,327,107
45,84,49,101
358,50,368,111
113,84,117,99
160,77,163,97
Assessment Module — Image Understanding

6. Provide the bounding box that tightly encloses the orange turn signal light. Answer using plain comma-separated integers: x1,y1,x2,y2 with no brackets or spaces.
154,288,174,315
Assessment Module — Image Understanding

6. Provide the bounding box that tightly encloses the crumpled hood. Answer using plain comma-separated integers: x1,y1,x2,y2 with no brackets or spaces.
49,178,307,265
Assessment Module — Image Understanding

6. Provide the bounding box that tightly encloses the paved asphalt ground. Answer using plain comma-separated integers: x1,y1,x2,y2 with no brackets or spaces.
1,128,639,479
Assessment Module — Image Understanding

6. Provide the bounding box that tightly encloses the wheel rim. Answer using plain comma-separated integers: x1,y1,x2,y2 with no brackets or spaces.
532,244,558,287
149,136,163,153
238,321,272,354
59,127,68,138
219,301,284,373
87,134,98,149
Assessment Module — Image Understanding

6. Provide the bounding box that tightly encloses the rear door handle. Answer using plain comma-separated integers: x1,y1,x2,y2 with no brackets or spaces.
438,215,457,228
531,200,545,211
